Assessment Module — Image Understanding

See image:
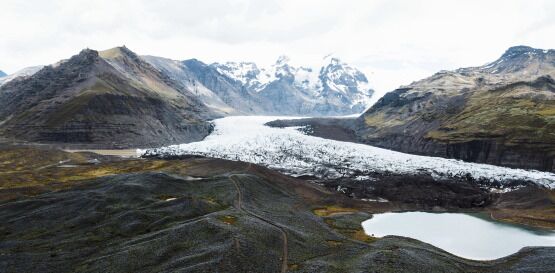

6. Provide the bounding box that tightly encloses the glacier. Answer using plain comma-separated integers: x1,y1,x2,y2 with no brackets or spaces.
140,116,555,189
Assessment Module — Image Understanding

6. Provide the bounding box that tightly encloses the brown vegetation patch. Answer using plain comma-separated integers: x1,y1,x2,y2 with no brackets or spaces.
217,215,237,225
313,206,357,217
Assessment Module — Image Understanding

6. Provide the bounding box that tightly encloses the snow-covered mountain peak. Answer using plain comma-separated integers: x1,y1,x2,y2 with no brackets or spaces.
213,61,260,81
211,61,275,91
321,56,360,75
329,57,341,66
320,57,371,92
211,55,373,112
144,52,377,115
322,55,342,67
275,55,291,66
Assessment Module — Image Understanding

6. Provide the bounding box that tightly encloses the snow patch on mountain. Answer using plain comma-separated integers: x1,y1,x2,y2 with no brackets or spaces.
141,116,555,190
212,61,275,91
293,66,321,91
0,66,44,86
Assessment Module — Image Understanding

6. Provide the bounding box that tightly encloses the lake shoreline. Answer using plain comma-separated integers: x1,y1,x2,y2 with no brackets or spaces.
361,211,555,260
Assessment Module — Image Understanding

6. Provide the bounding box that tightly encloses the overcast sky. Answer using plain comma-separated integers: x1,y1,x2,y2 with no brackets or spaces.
1,0,554,97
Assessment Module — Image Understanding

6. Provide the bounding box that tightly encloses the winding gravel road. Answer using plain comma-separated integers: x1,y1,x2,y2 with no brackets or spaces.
230,174,289,273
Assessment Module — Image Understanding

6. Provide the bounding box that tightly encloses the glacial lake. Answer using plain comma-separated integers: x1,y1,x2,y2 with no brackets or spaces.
362,212,555,260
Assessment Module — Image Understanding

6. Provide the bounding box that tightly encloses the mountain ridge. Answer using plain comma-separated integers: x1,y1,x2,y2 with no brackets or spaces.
145,54,374,116
356,45,555,171
0,65,43,86
2,50,375,117
0,47,215,148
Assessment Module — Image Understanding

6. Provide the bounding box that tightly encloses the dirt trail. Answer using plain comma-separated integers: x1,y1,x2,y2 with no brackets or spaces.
230,174,289,273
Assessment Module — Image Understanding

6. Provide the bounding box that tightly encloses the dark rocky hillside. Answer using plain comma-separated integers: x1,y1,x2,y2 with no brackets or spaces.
356,46,555,171
0,47,216,148
1,146,554,273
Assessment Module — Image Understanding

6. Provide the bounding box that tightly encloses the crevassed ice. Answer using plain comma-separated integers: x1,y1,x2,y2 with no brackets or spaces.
140,116,555,189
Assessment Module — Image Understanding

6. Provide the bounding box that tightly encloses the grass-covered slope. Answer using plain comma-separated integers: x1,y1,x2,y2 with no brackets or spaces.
0,47,215,148
357,46,555,171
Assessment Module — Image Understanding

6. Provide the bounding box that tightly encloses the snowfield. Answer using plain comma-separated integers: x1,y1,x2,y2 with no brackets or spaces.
140,116,555,189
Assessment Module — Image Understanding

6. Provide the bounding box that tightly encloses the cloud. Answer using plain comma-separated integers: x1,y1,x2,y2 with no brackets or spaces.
0,0,553,97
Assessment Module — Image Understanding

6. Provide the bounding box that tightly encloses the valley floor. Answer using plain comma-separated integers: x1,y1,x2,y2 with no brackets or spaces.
1,145,555,272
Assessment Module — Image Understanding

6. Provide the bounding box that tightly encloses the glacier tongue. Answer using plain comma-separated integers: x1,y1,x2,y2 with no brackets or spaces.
140,116,555,190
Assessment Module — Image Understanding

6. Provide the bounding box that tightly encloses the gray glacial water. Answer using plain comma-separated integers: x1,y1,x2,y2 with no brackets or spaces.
362,212,555,260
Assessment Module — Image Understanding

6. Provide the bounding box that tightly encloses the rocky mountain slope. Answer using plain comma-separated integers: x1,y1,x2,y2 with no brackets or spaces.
144,55,374,116
1,145,554,272
356,46,555,171
0,47,216,148
142,56,251,115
